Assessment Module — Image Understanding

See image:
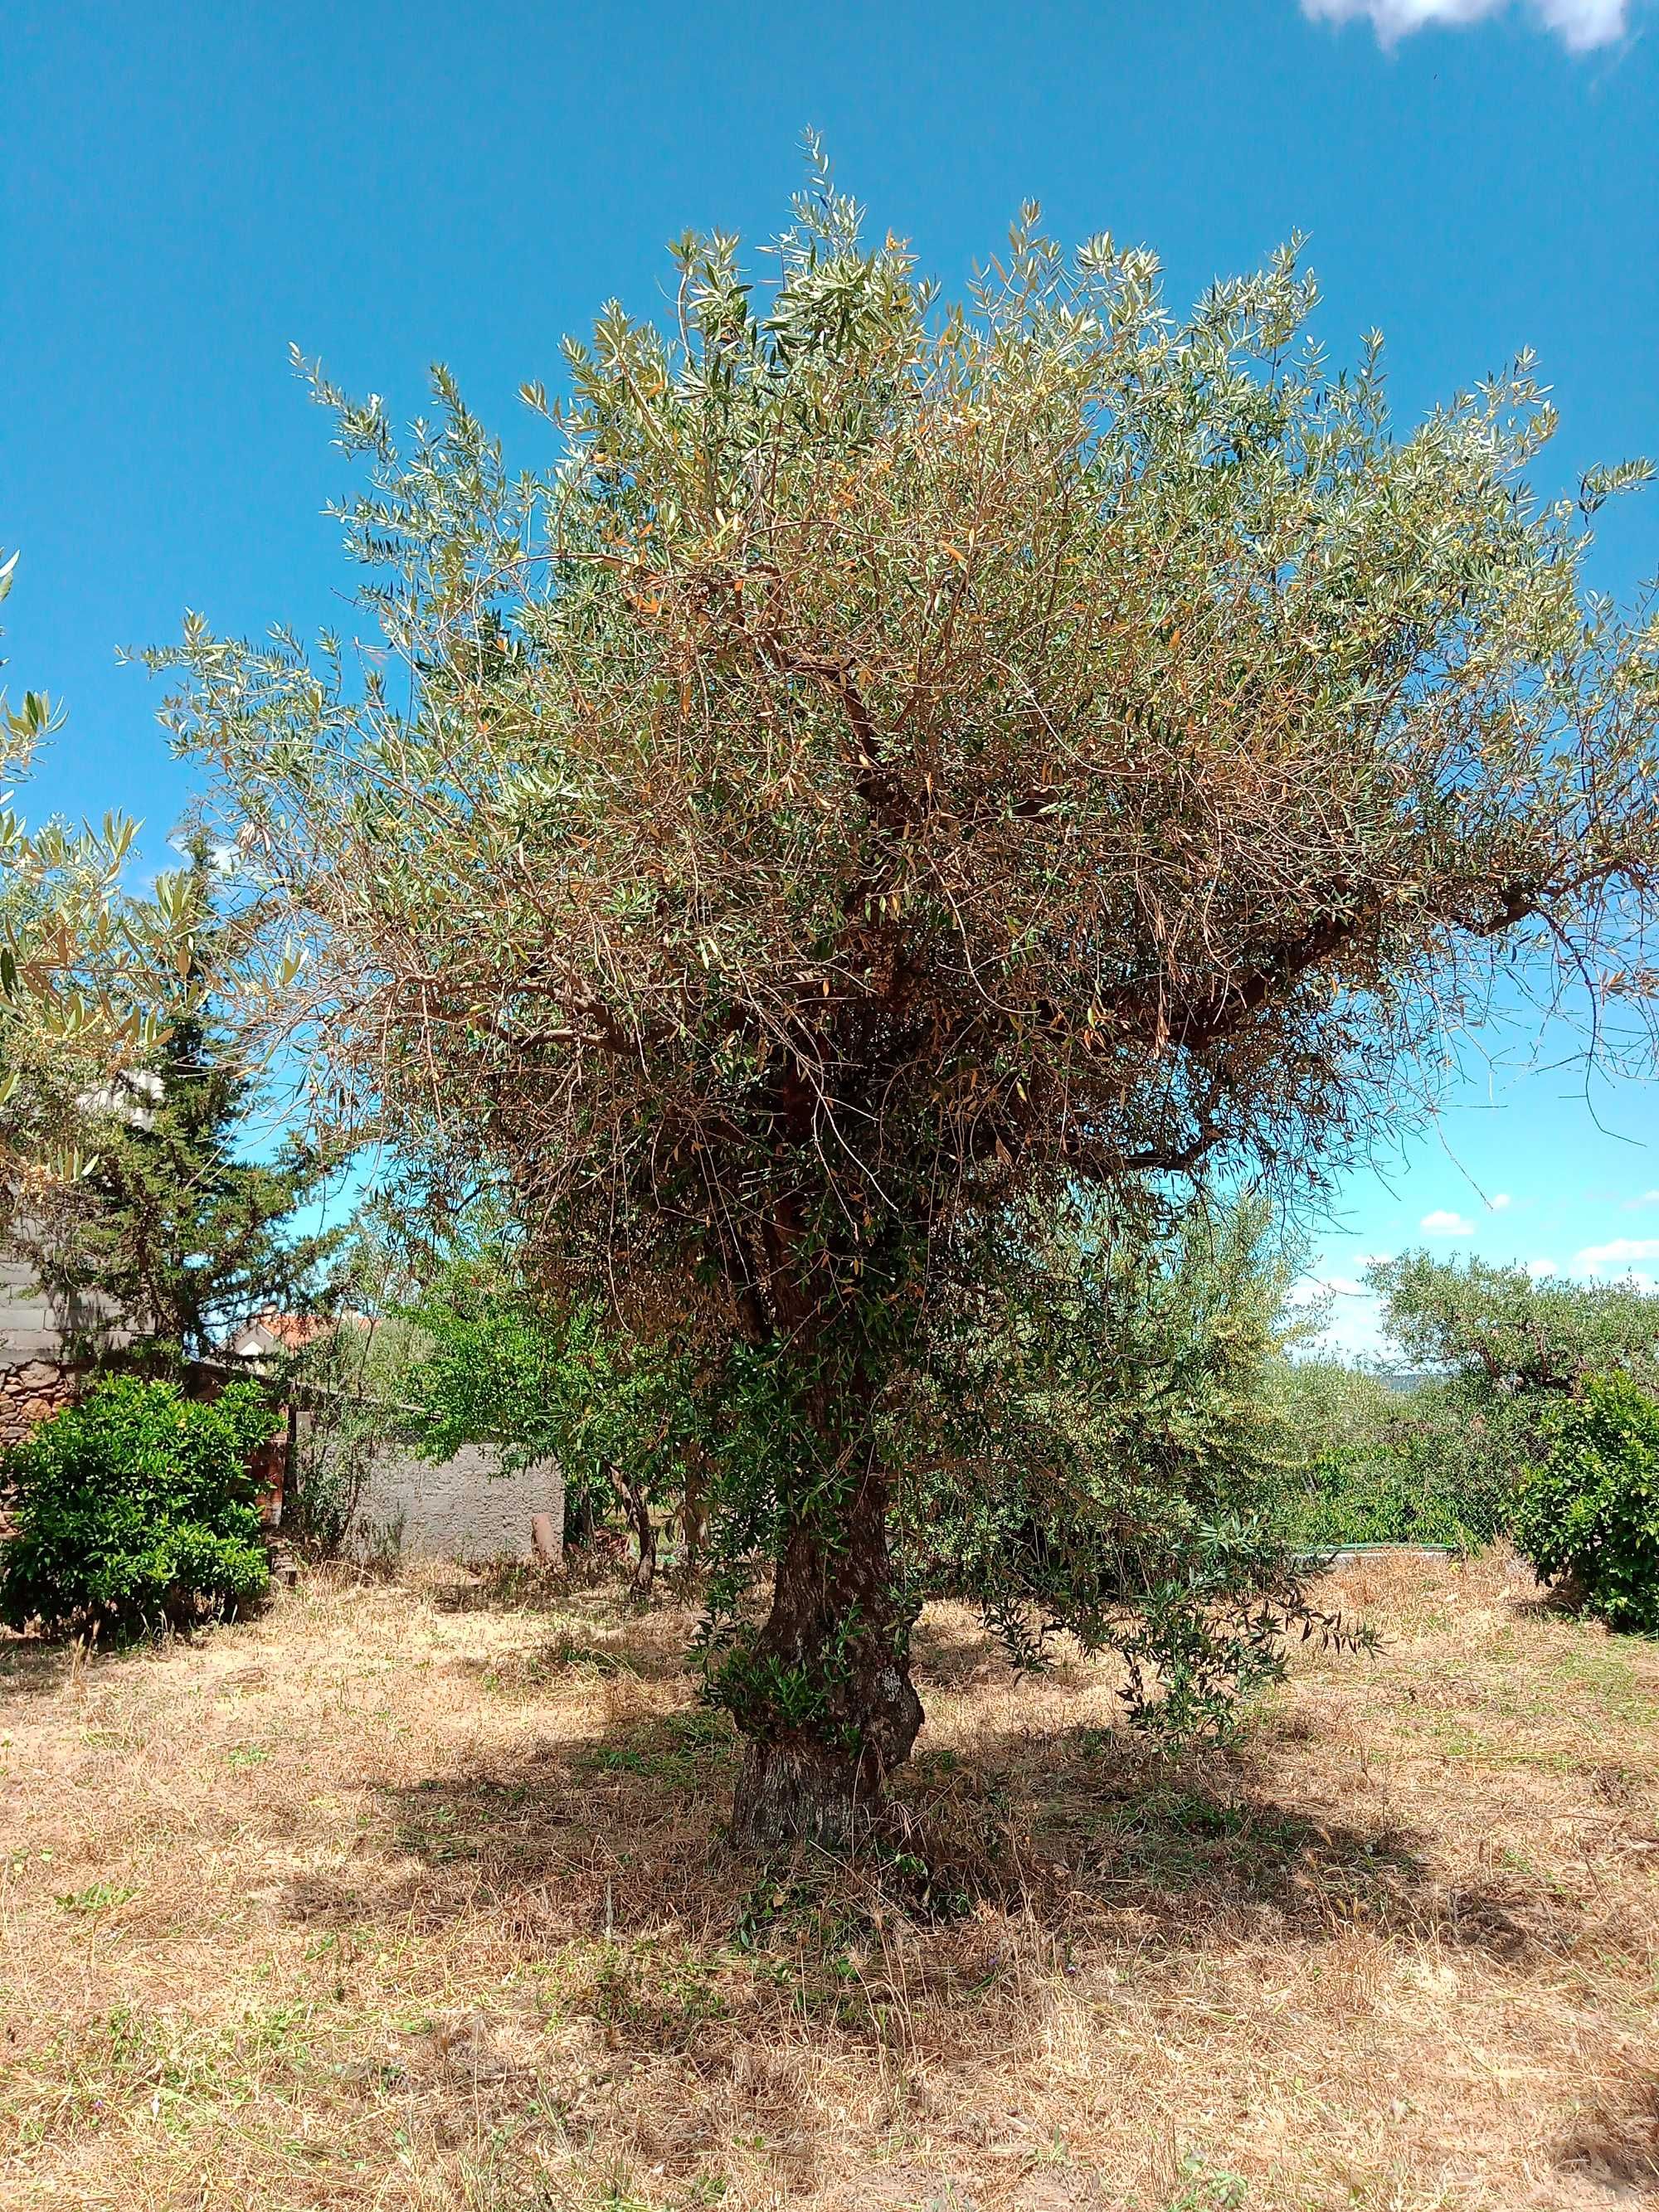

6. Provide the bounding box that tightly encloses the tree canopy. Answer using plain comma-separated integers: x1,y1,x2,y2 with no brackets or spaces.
1371,1250,1659,1397
0,552,204,1215
154,166,1659,1845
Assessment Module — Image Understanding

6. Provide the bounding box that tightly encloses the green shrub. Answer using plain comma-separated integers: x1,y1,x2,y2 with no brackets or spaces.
1268,1364,1511,1552
1512,1375,1659,1633
0,1376,275,1637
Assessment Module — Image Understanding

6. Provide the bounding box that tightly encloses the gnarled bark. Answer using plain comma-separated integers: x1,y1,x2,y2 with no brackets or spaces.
728,1461,922,1852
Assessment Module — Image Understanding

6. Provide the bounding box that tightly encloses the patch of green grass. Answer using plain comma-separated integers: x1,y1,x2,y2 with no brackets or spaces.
575,1709,736,1789
393,1800,474,1863
1420,1713,1594,1773
1168,2151,1250,2210
1551,1643,1659,1728
542,1635,632,1675
55,1882,139,1916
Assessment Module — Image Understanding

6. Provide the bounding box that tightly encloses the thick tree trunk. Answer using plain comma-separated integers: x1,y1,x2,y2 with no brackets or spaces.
729,1462,922,1853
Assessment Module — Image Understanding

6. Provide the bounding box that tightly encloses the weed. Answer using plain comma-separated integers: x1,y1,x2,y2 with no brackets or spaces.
55,1883,139,1916
1169,2151,1249,2210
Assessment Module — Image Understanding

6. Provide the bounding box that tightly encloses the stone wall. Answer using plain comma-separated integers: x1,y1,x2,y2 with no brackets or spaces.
348,1443,565,1567
0,1359,83,1451
0,1247,105,1453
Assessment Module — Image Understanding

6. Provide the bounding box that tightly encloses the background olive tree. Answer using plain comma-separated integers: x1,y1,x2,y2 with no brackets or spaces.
154,164,1659,1846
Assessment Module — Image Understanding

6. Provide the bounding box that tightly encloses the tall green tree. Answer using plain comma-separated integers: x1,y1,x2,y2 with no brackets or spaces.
0,549,203,1214
19,850,343,1368
155,168,1659,1846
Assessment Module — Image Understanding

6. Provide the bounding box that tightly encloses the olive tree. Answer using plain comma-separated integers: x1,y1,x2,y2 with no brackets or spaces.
154,168,1659,1845
1373,1252,1659,1398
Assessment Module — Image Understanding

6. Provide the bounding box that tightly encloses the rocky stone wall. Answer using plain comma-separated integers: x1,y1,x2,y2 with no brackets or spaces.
0,1359,84,1451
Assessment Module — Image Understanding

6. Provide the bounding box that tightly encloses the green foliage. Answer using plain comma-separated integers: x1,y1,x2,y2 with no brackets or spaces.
1513,1375,1659,1633
401,1266,571,1475
904,1196,1367,1744
1269,1362,1511,1549
0,550,207,1211
0,1376,275,1637
1372,1252,1659,1398
17,848,343,1369
398,1248,702,1559
1266,1261,1659,1555
1347,1255,1659,1544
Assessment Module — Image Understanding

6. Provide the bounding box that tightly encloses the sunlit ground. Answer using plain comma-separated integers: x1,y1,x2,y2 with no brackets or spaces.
2,1551,1656,2211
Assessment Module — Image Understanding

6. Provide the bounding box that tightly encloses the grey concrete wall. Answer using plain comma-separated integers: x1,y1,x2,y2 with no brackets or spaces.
0,1253,100,1450
348,1442,565,1565
0,1247,128,1364
0,1254,71,1362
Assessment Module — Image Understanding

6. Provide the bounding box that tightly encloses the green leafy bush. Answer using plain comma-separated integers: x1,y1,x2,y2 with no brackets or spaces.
1269,1363,1515,1552
0,1376,275,1637
897,1196,1370,1747
1512,1375,1659,1633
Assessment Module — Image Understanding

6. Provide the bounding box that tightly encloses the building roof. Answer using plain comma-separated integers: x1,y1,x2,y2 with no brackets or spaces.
225,1310,369,1364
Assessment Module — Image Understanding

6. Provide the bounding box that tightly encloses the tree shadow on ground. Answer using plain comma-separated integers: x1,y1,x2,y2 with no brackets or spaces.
1552,2070,1659,2197
285,1689,1594,1986
426,1544,669,1614
443,1632,692,1691
426,1563,578,1613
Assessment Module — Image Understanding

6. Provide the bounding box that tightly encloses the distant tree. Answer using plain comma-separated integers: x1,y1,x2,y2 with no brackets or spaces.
401,1259,699,1593
17,847,343,1369
1270,1358,1509,1549
0,549,202,1215
1371,1252,1659,1398
1352,1252,1659,1539
157,168,1659,1845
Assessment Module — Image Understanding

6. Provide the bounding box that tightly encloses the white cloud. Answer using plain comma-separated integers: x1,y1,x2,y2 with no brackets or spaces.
1628,1191,1659,1208
1355,1251,1394,1267
1525,1257,1558,1280
1570,1235,1659,1276
1421,1209,1475,1237
1535,0,1630,39
1301,0,1628,50
1490,1193,1513,1211
1289,1274,1389,1359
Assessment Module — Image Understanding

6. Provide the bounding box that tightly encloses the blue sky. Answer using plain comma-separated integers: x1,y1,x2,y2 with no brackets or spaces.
3,0,1657,1351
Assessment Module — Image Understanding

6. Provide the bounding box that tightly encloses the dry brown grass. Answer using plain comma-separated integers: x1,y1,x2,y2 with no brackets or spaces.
2,1549,1657,2212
